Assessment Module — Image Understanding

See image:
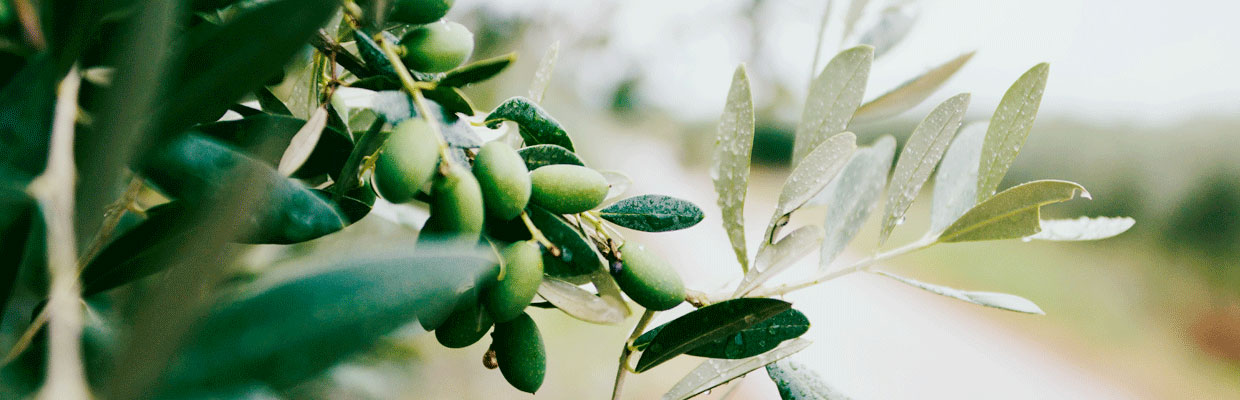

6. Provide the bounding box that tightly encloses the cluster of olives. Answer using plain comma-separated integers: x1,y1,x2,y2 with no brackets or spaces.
366,0,686,393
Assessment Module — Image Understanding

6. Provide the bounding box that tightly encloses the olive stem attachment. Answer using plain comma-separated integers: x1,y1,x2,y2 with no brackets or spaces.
519,211,559,257
375,34,457,173
612,309,656,400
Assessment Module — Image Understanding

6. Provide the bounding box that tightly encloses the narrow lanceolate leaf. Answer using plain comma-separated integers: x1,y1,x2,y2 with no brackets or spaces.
1026,217,1135,241
484,97,574,151
599,195,704,232
878,93,970,245
766,359,854,400
255,88,293,116
527,206,603,278
977,63,1050,201
438,53,516,87
599,171,632,207
277,106,328,176
635,298,791,373
634,308,810,359
737,227,824,297
662,338,812,400
517,144,584,170
765,132,856,244
792,46,872,164
929,121,987,234
854,51,975,123
855,3,920,58
538,277,628,325
938,180,1089,243
814,136,896,270
840,0,872,42
711,65,755,272
528,41,560,103
876,271,1045,315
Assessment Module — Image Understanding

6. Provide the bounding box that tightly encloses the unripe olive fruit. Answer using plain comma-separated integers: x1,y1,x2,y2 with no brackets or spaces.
528,165,609,214
613,242,685,311
483,241,544,323
427,165,485,242
399,21,474,73
388,0,453,25
491,313,545,394
473,142,531,220
373,119,440,203
435,299,492,348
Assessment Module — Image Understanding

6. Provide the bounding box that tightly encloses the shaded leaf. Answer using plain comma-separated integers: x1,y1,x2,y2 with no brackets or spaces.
854,51,975,123
792,46,871,164
765,132,856,243
422,85,475,116
736,227,823,297
527,206,602,278
0,189,35,323
192,114,352,180
855,3,919,58
599,195,704,233
277,106,328,176
711,65,755,272
538,276,628,325
929,121,987,234
255,88,292,116
528,41,560,103
634,298,790,372
517,144,584,171
766,359,853,400
438,53,516,87
812,136,896,270
875,271,1044,314
635,308,809,360
352,30,397,78
938,180,1088,243
977,63,1050,201
1026,216,1134,241
0,57,57,180
878,93,970,244
662,338,812,400
484,97,574,151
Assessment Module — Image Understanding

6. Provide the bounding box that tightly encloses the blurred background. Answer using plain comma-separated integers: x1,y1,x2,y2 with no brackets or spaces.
294,0,1240,398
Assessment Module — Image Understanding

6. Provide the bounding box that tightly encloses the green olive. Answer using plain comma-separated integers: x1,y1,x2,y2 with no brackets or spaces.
435,299,492,349
388,0,453,25
399,21,474,73
425,165,485,242
483,241,544,323
491,312,545,394
528,165,609,214
473,142,531,220
373,119,440,203
613,242,685,311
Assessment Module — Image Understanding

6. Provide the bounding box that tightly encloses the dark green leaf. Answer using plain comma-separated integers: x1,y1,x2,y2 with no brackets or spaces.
527,206,602,278
352,30,398,79
254,88,292,116
517,144,584,170
937,180,1088,243
194,114,353,180
423,85,476,116
634,308,809,360
438,53,516,87
159,246,499,391
634,298,791,372
766,359,854,400
599,194,704,232
484,97,575,151
0,56,57,180
333,119,388,199
0,188,35,323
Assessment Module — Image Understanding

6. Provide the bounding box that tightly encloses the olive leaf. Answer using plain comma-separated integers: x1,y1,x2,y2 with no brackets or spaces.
159,246,499,392
712,65,755,273
527,206,603,278
277,106,329,176
255,87,292,116
853,51,975,123
766,359,854,400
937,180,1089,243
1025,216,1135,241
0,58,57,180
352,30,398,79
599,195,704,233
517,144,584,171
855,2,920,58
438,53,516,87
0,190,35,322
634,308,809,360
634,298,791,372
538,277,628,325
599,170,633,207
193,113,352,180
977,63,1050,201
764,132,856,244
661,338,812,400
814,136,896,270
928,121,987,234
422,85,475,116
878,93,970,245
736,226,823,297
484,97,575,151
528,41,560,103
792,46,871,165
840,0,871,42
875,271,1045,315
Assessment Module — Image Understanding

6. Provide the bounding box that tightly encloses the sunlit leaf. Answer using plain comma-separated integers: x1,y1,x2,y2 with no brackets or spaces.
599,170,632,207
928,121,987,234
878,93,970,245
937,180,1088,243
635,308,809,360
517,144,584,171
853,51,975,123
439,53,516,87
765,132,856,243
855,3,919,58
977,63,1050,201
277,106,328,176
711,65,755,272
192,113,352,180
661,338,812,400
537,277,627,325
528,41,560,103
599,195,704,233
875,271,1045,314
840,0,871,42
736,227,823,297
813,136,896,270
766,359,854,400
1025,216,1134,241
792,46,871,164
635,298,791,372
484,97,574,151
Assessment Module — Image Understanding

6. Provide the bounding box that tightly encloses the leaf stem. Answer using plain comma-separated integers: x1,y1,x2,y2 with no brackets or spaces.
612,309,655,400
519,211,559,256
79,175,144,266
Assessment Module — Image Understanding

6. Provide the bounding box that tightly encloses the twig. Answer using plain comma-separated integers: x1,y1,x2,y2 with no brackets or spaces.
309,30,371,78
374,34,457,172
612,310,655,400
79,176,144,265
519,211,558,256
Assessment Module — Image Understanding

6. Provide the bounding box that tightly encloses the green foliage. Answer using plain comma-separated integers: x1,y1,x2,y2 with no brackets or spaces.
634,298,791,372
711,65,756,273
599,194,704,232
635,308,809,359
485,96,576,151
766,359,853,400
